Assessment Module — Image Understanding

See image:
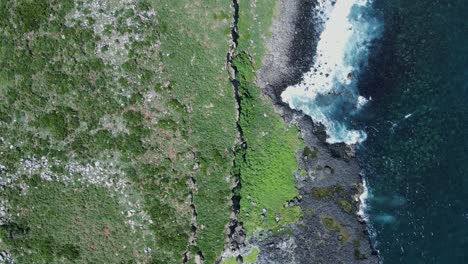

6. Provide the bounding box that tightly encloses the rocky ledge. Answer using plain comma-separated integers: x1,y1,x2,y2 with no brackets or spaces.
254,0,379,263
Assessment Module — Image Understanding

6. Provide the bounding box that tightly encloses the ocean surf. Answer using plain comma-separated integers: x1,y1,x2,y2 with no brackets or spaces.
281,0,381,144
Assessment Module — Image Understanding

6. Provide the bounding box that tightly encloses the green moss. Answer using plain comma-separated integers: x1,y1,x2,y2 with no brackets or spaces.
311,185,345,200
320,215,351,243
157,119,177,131
123,110,144,125
353,240,368,260
234,53,303,234
93,130,115,150
321,216,341,232
244,247,259,263
339,199,353,213
299,168,307,176
271,226,293,236
221,257,238,264
303,146,318,158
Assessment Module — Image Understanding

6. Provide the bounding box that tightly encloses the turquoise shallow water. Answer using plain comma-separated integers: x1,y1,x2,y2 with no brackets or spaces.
356,0,468,262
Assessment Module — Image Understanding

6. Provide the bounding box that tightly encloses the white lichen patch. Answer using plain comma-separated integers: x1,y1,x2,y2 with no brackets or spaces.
99,114,129,135
66,0,159,67
63,0,163,106
0,251,12,264
0,200,11,226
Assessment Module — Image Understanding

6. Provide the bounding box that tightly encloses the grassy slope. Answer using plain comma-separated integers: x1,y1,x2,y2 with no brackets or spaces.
0,0,302,263
149,0,237,262
234,1,303,234
0,0,236,263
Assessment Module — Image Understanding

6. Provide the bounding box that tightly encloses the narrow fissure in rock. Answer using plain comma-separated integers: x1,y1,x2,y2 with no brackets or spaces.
183,169,200,263
224,0,247,261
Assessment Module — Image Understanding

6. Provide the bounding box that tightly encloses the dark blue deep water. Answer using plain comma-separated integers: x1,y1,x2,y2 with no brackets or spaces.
357,0,468,263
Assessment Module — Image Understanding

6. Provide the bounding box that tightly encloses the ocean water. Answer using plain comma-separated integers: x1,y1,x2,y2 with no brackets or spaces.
357,0,468,263
282,0,468,262
281,0,382,144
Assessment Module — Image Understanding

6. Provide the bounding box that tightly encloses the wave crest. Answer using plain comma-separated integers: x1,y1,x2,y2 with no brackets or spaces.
281,0,382,144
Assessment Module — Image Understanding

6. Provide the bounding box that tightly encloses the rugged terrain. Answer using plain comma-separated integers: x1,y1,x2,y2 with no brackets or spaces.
0,0,376,263
255,1,378,263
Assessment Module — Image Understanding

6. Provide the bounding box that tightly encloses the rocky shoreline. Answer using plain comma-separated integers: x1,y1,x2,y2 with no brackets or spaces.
255,0,378,263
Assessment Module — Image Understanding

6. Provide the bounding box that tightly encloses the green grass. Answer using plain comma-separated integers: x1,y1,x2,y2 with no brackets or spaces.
237,0,276,64
1,180,148,263
220,247,259,264
221,257,239,264
148,1,237,262
0,0,237,263
0,0,300,263
243,247,259,263
233,0,303,235
234,53,302,234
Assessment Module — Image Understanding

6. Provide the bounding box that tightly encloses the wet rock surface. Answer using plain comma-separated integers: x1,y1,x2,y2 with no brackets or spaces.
255,0,378,263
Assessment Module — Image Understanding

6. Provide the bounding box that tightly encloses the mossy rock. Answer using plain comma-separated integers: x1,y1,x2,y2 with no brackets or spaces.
305,208,314,216
244,247,259,263
320,215,351,243
311,185,345,200
321,216,341,231
303,146,318,158
339,199,353,213
354,240,368,260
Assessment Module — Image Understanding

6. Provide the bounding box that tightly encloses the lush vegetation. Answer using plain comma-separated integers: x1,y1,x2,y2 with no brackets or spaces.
0,0,236,263
243,247,259,263
1,181,147,263
233,1,303,235
0,0,301,263
220,247,259,264
149,1,237,262
234,53,302,233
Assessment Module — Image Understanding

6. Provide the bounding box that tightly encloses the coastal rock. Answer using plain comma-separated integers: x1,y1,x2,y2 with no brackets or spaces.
255,0,379,263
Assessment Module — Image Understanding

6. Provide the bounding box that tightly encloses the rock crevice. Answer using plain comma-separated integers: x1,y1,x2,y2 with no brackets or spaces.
224,0,247,261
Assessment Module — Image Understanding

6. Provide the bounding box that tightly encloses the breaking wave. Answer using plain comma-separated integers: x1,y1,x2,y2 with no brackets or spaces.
281,0,382,144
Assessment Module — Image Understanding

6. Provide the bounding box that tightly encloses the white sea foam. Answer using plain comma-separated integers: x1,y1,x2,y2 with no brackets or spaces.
281,0,381,144
357,95,370,109
358,177,370,220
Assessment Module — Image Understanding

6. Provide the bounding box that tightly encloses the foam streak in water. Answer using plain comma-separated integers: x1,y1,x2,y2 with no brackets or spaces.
281,0,381,144
358,177,370,220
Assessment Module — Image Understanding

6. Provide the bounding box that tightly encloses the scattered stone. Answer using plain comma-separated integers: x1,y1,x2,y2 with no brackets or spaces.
0,251,12,263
